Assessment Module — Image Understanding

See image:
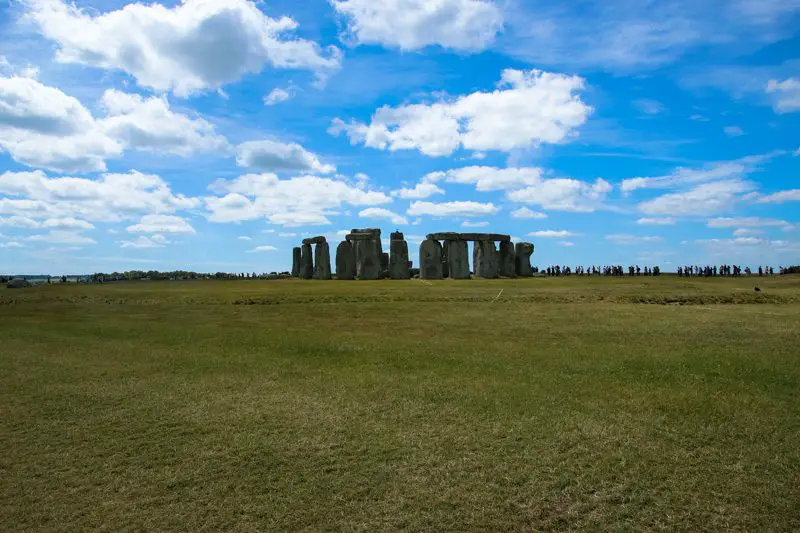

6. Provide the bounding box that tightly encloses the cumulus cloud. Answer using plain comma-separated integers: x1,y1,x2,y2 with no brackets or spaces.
247,245,278,253
621,160,755,193
237,236,252,241
236,140,335,174
0,215,41,228
264,87,293,106
706,217,793,229
605,234,663,245
754,189,800,203
638,180,753,216
120,234,170,249
332,0,503,51
510,207,547,219
126,214,196,234
424,166,544,191
205,173,391,226
358,207,408,225
766,78,800,113
28,230,96,245
25,0,342,96
41,217,94,230
461,221,489,227
331,69,591,156
390,182,445,199
406,200,499,217
732,228,764,237
636,217,676,225
529,230,577,238
507,178,612,212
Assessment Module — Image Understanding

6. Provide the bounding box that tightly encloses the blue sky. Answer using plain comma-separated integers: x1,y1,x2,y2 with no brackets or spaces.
0,0,798,274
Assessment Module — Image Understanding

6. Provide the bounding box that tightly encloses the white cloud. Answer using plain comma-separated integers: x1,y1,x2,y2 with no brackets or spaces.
690,114,710,122
706,217,793,229
0,215,40,228
247,245,278,253
529,230,577,238
28,230,96,245
278,232,297,238
237,236,252,241
605,234,663,245
766,78,800,113
205,173,391,226
507,178,612,212
424,166,543,191
0,241,24,248
621,159,755,193
633,99,665,115
723,125,745,137
358,207,408,225
636,217,676,225
461,221,489,228
41,217,94,230
733,228,764,237
406,200,499,217
0,169,198,222
331,0,503,51
331,69,591,156
25,0,342,96
391,181,445,199
127,214,195,234
557,241,574,247
264,87,293,106
638,180,752,216
236,140,335,174
120,234,170,249
510,207,547,219
754,189,800,203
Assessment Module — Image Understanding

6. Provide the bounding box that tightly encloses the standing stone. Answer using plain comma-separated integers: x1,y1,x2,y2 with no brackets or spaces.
355,239,381,280
300,243,314,279
515,242,534,277
419,239,443,279
313,242,331,280
441,240,450,278
381,252,390,271
498,241,516,277
473,240,498,278
389,236,410,279
447,240,470,279
291,247,301,277
335,241,356,280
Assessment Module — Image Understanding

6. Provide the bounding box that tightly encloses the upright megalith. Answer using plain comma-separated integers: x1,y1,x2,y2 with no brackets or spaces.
419,239,443,279
300,243,314,279
441,240,450,278
313,242,331,280
354,239,381,280
515,242,534,277
389,232,410,279
335,241,356,280
498,241,516,277
473,240,498,278
447,240,470,279
291,247,301,277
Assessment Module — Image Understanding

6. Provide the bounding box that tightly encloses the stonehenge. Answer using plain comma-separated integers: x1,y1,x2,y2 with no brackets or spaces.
290,230,535,280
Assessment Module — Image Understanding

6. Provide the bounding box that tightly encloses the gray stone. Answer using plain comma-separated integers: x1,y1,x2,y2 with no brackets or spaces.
347,233,378,241
447,239,470,279
381,252,389,271
355,238,381,280
441,240,450,278
426,232,510,242
302,236,327,245
335,241,356,280
389,238,410,279
313,242,331,280
419,239,443,279
515,242,534,277
473,240,498,278
390,231,404,240
498,241,516,277
291,247,301,277
300,243,314,279
7,278,31,289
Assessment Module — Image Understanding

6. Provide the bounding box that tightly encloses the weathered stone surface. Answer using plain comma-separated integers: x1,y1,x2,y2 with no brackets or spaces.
347,233,378,241
300,243,314,279
335,241,356,280
302,236,327,245
291,247,301,277
426,232,510,242
381,252,389,270
447,240,470,279
390,231,404,240
419,239,443,279
515,242,534,277
441,240,450,278
498,241,516,277
473,240,498,278
389,238,410,279
351,228,381,235
313,242,331,280
355,238,381,280
7,278,31,289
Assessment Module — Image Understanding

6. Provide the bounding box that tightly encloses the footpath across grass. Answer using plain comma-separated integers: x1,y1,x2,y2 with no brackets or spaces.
2,276,799,531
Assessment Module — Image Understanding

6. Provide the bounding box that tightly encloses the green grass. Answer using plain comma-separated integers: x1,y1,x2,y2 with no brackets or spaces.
2,276,799,531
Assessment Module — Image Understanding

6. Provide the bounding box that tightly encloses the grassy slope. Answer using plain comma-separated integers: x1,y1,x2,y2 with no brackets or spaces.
2,277,799,531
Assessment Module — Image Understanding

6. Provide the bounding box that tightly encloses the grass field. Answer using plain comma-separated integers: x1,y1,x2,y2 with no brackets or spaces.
2,276,799,531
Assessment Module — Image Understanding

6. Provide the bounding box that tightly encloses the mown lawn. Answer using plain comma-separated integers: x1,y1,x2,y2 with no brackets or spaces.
2,276,799,531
